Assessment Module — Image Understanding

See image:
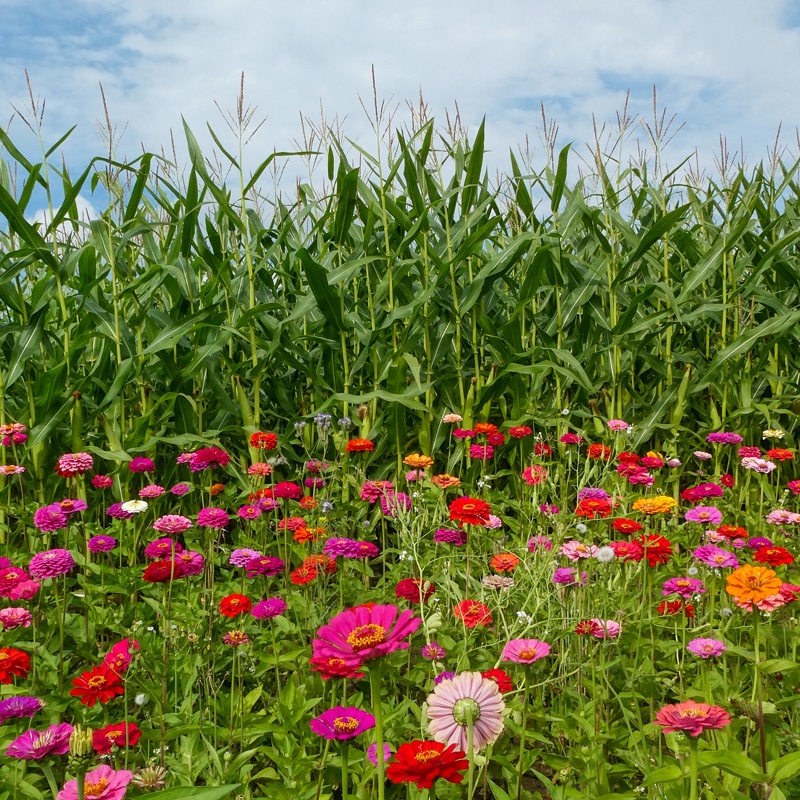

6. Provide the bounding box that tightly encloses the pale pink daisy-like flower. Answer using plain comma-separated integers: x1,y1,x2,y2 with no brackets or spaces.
501,639,551,663
152,515,193,534
248,462,273,477
607,419,629,432
56,764,133,800
427,671,506,751
588,619,621,639
483,514,502,529
666,458,681,468
139,484,165,499
741,457,777,474
686,638,726,658
0,465,25,475
442,413,463,423
176,452,196,465
229,548,262,568
559,541,599,561
766,509,800,525
693,451,712,461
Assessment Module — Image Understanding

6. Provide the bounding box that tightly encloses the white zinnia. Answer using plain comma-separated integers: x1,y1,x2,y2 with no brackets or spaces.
121,500,148,514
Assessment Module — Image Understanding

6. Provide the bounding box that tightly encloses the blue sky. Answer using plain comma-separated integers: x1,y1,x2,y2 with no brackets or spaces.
2,0,800,217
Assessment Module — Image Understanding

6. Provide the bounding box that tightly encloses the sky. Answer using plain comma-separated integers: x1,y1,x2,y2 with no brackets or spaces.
2,0,800,214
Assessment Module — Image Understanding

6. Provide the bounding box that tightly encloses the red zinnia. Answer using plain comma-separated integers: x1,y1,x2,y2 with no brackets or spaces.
575,620,601,635
309,656,364,680
509,426,532,439
387,740,469,789
453,600,492,628
396,578,435,604
481,668,514,694
93,722,141,753
576,498,612,519
617,451,640,464
487,432,505,446
611,518,643,535
473,423,498,435
635,533,673,566
610,541,644,562
304,554,337,576
0,648,31,684
250,432,277,450
449,497,491,528
657,599,695,618
754,547,795,567
345,438,375,452
534,442,552,457
587,444,611,460
291,565,317,585
720,473,735,488
142,560,184,583
219,594,252,618
69,664,124,707
717,525,748,540
767,448,793,461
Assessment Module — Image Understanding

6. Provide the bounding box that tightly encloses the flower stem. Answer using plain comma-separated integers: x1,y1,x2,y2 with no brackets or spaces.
516,674,529,800
341,743,349,800
466,706,475,799
369,663,385,800
688,736,698,800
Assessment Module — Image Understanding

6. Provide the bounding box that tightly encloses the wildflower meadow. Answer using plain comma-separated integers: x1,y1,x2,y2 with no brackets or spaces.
1,107,800,799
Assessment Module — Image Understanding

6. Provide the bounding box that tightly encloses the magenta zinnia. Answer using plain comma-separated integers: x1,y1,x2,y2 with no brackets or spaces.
5,723,73,759
427,671,506,751
654,700,731,736
312,604,421,667
309,706,376,740
686,638,726,658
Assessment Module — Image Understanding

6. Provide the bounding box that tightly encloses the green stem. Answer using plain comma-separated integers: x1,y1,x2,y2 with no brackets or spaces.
516,674,529,800
466,706,475,800
688,736,698,800
369,663,385,800
341,743,349,800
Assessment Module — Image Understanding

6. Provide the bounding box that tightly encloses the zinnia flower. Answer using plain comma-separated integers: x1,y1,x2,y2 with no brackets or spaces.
449,497,490,527
29,549,75,579
0,608,32,630
693,545,739,569
0,696,44,722
93,722,141,753
33,507,69,532
754,546,794,567
685,506,723,525
490,553,519,573
128,457,155,473
56,765,133,800
106,503,133,520
381,492,411,516
501,639,551,663
250,431,277,449
56,452,93,476
309,706,375,740
553,567,588,586
560,540,599,561
421,642,446,661
607,419,629,431
686,638,726,658
527,536,552,553
197,507,228,528
309,656,365,680
251,598,287,618
152,515,192,534
360,480,394,502
634,534,673,566
653,701,731,736
219,594,251,617
387,740,469,789
0,648,31,683
189,447,230,471
120,500,148,514
521,465,547,485
5,723,72,759
69,665,124,707
396,578,435,604
587,619,622,639
427,671,505,751
453,600,491,628
434,528,467,546
404,453,434,468
662,577,706,599
725,564,783,605
345,438,375,453
88,536,117,552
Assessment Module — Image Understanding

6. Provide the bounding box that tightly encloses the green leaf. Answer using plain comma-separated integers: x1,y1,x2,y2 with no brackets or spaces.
768,751,800,785
551,143,572,212
145,784,240,800
697,749,765,782
297,248,345,331
141,309,213,355
641,764,685,787
3,311,45,388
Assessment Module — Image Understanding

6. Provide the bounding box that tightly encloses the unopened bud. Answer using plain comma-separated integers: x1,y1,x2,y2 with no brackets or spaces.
67,724,94,772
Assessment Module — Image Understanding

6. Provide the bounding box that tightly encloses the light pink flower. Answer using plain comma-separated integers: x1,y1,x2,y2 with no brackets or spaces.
0,607,32,630
152,515,193,534
607,419,629,432
501,639,551,663
588,619,621,639
559,541,599,561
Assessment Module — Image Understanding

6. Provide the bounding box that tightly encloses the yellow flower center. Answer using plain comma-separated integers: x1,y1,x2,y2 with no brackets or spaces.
678,708,707,718
518,649,538,660
333,717,359,734
346,624,386,651
87,675,106,689
84,779,109,797
415,748,439,764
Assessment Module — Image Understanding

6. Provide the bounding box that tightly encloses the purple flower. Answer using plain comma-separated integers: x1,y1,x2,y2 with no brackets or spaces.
662,577,706,599
684,506,723,525
106,502,133,520
434,671,455,685
32,507,68,532
707,432,743,445
367,742,394,767
553,567,588,586
255,497,281,511
692,545,740,569
686,638,726,659
323,538,361,558
245,556,285,577
87,535,117,553
0,696,45,723
309,706,376,740
229,548,262,568
540,504,560,515
197,507,229,528
251,597,287,618
170,482,191,495
421,642,446,660
29,549,75,579
129,457,156,473
434,528,467,546
380,492,411,516
577,487,610,502
5,723,73,759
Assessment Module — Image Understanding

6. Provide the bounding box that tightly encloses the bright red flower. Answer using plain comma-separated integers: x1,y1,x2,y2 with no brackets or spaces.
657,599,695,618
93,722,141,753
300,496,317,510
534,442,552,457
754,547,795,567
767,449,793,461
609,541,644,562
575,620,601,635
291,565,317,585
69,664,124,707
717,525,748,540
481,668,514,694
395,578,435,604
250,432,278,449
576,498,612,519
587,444,611,460
219,594,252,618
473,423,498,435
617,451,640,464
449,497,491,527
611,518,643,534
0,648,30,684
142,560,184,583
249,487,274,501
345,438,375,452
720,473,735,488
309,656,364,680
635,533,673,566
509,426,532,439
453,600,492,628
387,740,469,789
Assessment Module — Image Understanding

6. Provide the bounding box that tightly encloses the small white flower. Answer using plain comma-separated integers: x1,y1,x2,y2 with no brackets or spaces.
121,499,148,514
721,607,733,618
516,610,534,624
687,566,699,576
561,408,570,416
595,546,615,563
576,523,588,534
135,693,148,706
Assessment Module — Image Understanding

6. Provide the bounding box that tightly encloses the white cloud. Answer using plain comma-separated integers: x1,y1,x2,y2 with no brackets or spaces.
3,0,800,194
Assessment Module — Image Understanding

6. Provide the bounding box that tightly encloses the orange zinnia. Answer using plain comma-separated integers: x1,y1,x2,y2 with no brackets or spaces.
473,422,498,435
430,474,461,489
725,564,782,604
490,553,520,573
403,453,434,469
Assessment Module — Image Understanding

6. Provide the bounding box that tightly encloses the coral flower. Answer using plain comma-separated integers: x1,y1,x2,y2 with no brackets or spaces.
766,448,793,461
453,600,492,628
69,665,124,707
490,553,520,573
427,671,505,751
93,722,141,754
611,518,643,534
586,444,611,460
387,740,469,789
473,423,498,435
404,453,434,468
726,564,783,605
509,426,532,438
430,474,461,489
0,648,31,683
250,431,277,449
0,607,32,630
345,438,375,452
575,498,612,519
312,604,421,667
309,656,365,680
309,706,375,740
219,594,252,617
449,497,491,527
501,639,551,663
521,465,547,485
5,723,73,759
56,765,133,800
686,638,726,658
654,701,731,736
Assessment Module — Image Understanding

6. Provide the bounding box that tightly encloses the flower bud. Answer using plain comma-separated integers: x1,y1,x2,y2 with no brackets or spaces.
67,724,94,772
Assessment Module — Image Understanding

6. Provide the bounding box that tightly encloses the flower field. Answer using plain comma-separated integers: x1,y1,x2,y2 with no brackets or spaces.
0,417,799,799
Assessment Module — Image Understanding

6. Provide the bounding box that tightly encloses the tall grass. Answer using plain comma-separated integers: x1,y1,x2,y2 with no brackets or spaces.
1,91,799,501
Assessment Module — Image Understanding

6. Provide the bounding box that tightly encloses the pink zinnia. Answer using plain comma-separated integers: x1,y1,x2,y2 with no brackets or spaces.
692,545,739,569
521,465,547,485
248,462,273,477
144,538,183,560
197,507,229,528
33,507,69,532
686,638,726,658
0,607,32,630
189,447,230,472
229,548,261,568
427,671,505,751
152,515,193,534
359,480,395,502
560,433,583,444
788,480,800,495
237,505,262,519
56,764,133,800
104,638,138,675
91,475,113,489
654,701,731,736
527,536,552,553
559,541,599,561
738,446,762,458
49,499,88,515
277,516,307,530
501,639,551,663
245,556,284,577
171,482,191,495
8,580,39,600
694,451,712,460
684,506,723,525
309,706,375,740
0,567,29,596
6,722,73,759
128,457,155,473
662,577,706,599
607,419,629,432
87,536,116,553
273,481,302,499
56,452,93,476
381,492,411,516
176,550,204,577
251,597,287,618
588,619,621,639
434,528,467,546
469,444,494,460
138,484,165,499
312,604,421,667
741,457,776,474
553,567,588,585
29,549,75,579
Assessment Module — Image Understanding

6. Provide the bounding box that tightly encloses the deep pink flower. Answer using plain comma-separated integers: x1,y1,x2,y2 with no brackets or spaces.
381,492,411,516
527,536,552,553
607,419,629,432
312,604,421,667
29,549,75,579
56,452,93,476
170,482,191,495
434,528,467,546
189,447,230,472
106,503,133,520
686,638,726,658
707,432,742,445
91,475,113,489
251,597,287,618
309,706,375,740
469,444,494,460
273,481,303,499
6,723,73,759
128,457,155,473
0,567,29,596
56,765,133,800
197,507,229,528
501,639,551,663
559,541,598,561
144,538,183,560
152,514,193,534
8,580,39,600
245,556,284,577
560,433,583,444
48,498,88,515
139,484,165,498
104,638,139,676
553,567,588,586
654,701,731,736
88,536,117,553
692,545,739,569
33,507,69,532
237,505,262,519
738,446,762,458
359,480,395,502
662,577,706,599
